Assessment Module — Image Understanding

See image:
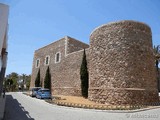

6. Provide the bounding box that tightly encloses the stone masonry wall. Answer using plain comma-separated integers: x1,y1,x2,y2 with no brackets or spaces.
31,20,159,105
52,48,89,96
30,38,66,88
66,36,89,54
88,20,159,105
30,36,89,96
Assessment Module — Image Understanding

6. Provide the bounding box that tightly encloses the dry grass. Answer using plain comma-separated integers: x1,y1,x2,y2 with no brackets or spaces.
51,95,144,110
53,95,104,105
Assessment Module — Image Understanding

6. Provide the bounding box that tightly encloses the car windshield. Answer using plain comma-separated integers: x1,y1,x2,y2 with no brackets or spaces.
32,88,41,91
42,90,50,92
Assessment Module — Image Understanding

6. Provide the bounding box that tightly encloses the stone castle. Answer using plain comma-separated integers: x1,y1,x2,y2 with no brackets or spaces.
31,20,159,105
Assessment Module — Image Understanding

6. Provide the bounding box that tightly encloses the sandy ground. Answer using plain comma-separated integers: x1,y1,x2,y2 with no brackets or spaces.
53,95,102,105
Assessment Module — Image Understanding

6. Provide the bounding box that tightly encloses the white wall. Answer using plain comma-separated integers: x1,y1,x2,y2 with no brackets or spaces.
0,3,9,54
0,3,9,71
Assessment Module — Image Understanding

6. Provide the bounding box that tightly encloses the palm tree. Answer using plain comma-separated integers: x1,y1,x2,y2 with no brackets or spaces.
154,45,160,91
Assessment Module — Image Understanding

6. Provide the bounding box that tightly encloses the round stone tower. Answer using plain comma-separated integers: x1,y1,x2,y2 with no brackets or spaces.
89,20,159,105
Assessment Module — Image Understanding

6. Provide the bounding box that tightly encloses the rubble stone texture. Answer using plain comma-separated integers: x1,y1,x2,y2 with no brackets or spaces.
30,36,89,96
31,20,159,105
88,20,159,105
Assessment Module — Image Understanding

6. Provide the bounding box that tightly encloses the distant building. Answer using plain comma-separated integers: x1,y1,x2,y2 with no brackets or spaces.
31,20,159,105
0,3,9,95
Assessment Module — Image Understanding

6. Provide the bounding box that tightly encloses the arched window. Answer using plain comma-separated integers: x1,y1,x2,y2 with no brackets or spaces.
55,52,61,63
35,59,40,68
45,55,50,65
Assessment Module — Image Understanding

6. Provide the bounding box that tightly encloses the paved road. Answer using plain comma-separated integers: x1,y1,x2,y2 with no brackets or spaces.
3,92,160,120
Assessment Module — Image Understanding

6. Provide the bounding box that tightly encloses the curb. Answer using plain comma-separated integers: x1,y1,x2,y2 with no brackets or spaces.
48,100,160,113
22,93,160,113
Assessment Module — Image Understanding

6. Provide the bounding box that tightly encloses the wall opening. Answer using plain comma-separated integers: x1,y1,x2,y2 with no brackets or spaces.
45,55,50,65
35,59,40,68
55,52,61,63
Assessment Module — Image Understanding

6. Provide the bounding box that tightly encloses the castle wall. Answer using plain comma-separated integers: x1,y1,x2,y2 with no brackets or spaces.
88,20,159,105
52,48,89,96
30,36,89,96
31,20,159,105
66,36,89,54
30,38,66,88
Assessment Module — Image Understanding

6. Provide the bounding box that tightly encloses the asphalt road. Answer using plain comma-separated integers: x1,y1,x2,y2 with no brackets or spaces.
3,92,160,120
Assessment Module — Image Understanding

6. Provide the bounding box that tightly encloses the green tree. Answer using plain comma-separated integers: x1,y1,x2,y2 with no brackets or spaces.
154,46,160,70
26,75,31,90
5,72,19,91
5,72,31,91
5,79,13,91
35,69,41,87
80,49,89,98
20,74,26,91
44,66,51,90
153,45,160,92
8,72,19,79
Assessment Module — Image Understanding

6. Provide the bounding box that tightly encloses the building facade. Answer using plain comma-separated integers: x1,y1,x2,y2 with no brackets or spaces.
0,3,9,119
30,36,89,96
31,20,159,105
88,20,159,105
0,3,9,96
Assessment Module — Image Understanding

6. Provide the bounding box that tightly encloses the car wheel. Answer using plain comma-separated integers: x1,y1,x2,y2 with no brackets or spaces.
40,96,42,99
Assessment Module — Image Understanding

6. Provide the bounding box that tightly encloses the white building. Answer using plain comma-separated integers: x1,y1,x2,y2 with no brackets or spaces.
0,3,9,92
0,3,9,119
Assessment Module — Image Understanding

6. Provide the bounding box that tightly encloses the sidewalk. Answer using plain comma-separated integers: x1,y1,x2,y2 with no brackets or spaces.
0,95,6,120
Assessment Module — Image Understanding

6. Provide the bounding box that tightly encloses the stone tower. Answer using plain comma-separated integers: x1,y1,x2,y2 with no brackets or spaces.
89,20,159,105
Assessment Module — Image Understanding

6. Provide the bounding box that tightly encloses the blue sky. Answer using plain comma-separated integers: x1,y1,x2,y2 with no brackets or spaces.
0,0,160,75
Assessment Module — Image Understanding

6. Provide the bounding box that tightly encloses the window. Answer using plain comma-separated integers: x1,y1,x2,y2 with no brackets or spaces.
35,59,40,68
55,52,61,63
56,53,59,62
45,56,50,65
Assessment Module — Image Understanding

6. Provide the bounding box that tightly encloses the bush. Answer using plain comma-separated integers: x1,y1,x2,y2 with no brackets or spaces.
44,66,51,90
35,69,40,87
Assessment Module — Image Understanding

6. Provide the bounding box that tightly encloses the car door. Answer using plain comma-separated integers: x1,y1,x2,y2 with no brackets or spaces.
37,90,42,98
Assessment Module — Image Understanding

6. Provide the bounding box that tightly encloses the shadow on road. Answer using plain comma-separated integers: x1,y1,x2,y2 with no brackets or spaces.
4,95,34,120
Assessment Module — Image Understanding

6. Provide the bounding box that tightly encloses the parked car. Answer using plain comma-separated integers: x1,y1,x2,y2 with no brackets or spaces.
30,87,41,97
36,88,51,99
